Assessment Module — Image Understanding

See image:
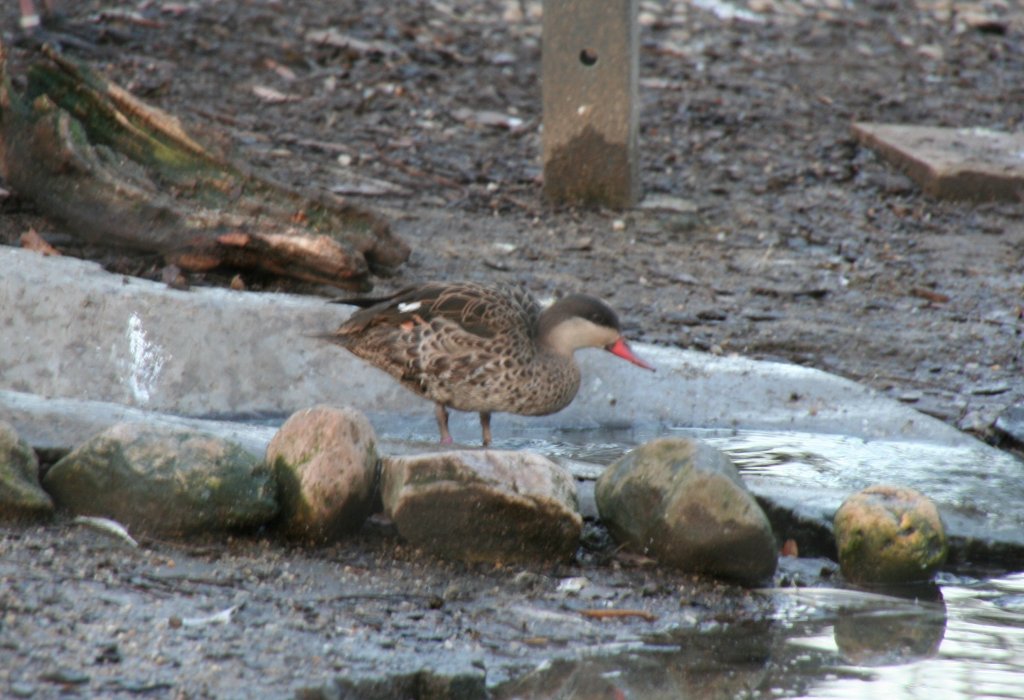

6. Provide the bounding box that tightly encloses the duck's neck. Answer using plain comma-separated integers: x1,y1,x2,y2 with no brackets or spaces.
538,315,619,357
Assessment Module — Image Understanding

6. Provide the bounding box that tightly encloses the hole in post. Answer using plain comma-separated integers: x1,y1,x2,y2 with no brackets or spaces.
579,48,598,66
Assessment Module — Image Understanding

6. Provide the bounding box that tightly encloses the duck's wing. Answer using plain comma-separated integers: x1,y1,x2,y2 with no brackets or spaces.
336,282,540,340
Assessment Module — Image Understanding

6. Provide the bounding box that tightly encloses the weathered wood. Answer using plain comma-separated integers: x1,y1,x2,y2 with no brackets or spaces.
542,0,640,208
852,122,1024,202
0,44,409,290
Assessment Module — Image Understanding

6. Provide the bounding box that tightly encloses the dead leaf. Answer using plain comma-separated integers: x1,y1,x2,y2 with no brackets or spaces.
305,28,405,58
252,85,300,104
451,108,526,132
217,231,252,247
20,228,60,256
579,608,658,622
161,264,189,290
330,174,409,196
613,550,658,567
160,3,192,16
72,516,138,547
910,287,950,304
781,539,799,558
263,59,297,82
91,9,165,28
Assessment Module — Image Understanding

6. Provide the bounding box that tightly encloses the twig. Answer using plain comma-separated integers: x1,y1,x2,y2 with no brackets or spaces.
578,608,658,622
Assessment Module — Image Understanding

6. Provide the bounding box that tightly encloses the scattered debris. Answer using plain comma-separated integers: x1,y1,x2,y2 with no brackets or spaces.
910,287,951,304
330,173,409,197
161,264,189,290
181,605,241,627
305,28,405,58
251,85,300,104
556,576,590,594
20,228,60,256
578,608,658,622
71,515,139,548
451,108,526,132
638,194,699,214
971,384,1011,396
0,44,409,290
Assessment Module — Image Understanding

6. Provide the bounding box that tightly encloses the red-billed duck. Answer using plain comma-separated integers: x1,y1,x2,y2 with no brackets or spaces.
326,282,654,446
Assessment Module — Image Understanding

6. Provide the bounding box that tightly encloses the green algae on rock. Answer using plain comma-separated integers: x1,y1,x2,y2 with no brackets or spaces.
834,484,948,585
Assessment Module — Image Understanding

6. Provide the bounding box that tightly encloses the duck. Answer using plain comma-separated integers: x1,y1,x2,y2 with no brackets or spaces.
325,281,654,446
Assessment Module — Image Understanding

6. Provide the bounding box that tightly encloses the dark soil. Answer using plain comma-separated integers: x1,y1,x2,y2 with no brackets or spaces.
0,1,1021,697
4,517,820,698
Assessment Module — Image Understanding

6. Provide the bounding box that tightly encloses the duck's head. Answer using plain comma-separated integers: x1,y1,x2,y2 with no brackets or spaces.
539,294,655,371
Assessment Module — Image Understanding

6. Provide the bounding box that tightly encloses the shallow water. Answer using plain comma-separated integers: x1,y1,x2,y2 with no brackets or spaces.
491,573,1024,699
488,424,1024,556
770,574,1024,700
377,421,1024,698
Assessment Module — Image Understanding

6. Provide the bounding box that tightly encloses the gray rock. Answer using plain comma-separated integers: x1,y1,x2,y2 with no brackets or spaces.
267,405,378,541
596,437,777,585
0,420,53,519
43,422,277,536
381,450,582,563
0,245,980,443
834,484,947,585
995,403,1024,448
0,388,279,458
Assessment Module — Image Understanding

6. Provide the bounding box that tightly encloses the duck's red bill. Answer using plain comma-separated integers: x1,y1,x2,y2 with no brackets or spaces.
607,337,655,371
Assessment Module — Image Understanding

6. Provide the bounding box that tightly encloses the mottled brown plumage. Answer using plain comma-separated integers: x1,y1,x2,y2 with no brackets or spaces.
326,282,653,445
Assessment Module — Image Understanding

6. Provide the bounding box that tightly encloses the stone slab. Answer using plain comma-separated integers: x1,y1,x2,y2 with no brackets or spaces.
852,122,1024,201
0,245,983,442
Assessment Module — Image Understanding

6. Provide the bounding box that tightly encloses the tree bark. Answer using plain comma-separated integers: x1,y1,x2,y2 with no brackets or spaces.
0,43,409,290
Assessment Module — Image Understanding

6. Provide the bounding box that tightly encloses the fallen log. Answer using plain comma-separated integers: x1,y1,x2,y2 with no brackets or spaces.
0,43,409,290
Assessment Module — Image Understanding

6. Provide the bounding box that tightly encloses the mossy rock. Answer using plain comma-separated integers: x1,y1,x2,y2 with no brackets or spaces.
834,484,947,585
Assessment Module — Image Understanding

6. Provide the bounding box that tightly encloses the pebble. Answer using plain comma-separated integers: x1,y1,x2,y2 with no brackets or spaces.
994,404,1024,447
834,484,947,585
40,668,90,685
596,437,777,586
970,384,1011,396
9,683,36,698
557,576,589,594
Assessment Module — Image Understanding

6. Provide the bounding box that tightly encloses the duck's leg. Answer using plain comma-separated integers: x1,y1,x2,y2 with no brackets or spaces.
479,412,492,447
434,403,453,444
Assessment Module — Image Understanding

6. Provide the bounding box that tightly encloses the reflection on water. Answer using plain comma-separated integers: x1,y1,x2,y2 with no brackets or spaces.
495,576,1024,699
779,575,1024,700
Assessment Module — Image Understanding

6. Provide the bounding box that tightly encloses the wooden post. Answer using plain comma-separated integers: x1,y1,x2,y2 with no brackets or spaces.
542,0,640,208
